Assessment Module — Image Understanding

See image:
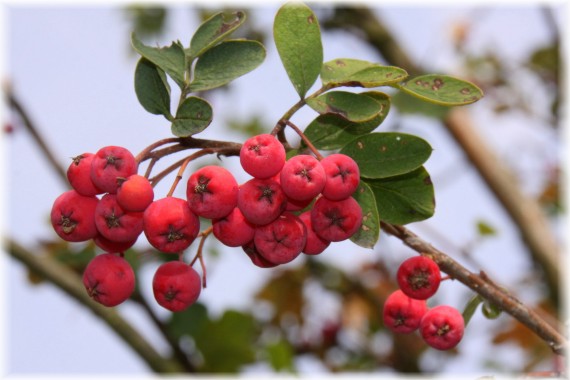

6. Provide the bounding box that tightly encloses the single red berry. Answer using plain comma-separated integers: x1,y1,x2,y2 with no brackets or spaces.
382,289,428,334
240,134,286,179
67,153,104,196
254,212,307,265
143,197,200,254
93,233,137,253
242,241,279,268
95,194,144,243
51,190,99,242
186,165,238,219
152,261,202,312
420,305,465,350
212,207,255,247
237,178,287,225
397,256,441,300
91,146,137,194
280,154,326,201
321,154,360,201
116,174,154,212
299,211,330,255
82,253,135,307
311,196,362,242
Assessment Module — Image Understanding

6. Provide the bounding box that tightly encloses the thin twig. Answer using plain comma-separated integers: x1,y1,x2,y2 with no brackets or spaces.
282,120,324,160
166,149,214,197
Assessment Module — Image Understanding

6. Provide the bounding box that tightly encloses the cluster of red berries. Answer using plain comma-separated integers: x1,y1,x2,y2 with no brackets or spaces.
382,256,465,350
50,134,363,312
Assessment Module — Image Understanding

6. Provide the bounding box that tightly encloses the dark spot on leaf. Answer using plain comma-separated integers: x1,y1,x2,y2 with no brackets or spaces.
432,78,444,91
409,209,417,215
335,60,346,67
386,73,393,78
380,146,387,152
461,87,471,95
415,80,423,86
308,15,315,24
342,81,364,87
357,141,364,149
424,176,433,185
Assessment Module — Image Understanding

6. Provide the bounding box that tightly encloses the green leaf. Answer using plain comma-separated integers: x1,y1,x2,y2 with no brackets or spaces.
189,40,266,92
340,132,432,179
306,91,383,123
166,302,209,340
171,96,213,137
365,166,435,225
350,181,380,248
189,11,246,59
462,294,483,327
396,74,484,106
131,33,186,88
274,2,323,98
392,91,449,119
265,340,296,372
321,58,407,88
134,58,172,118
476,220,497,237
482,301,502,319
303,91,390,150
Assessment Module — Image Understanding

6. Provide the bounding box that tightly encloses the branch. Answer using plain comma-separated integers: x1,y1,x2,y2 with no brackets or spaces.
380,222,566,356
5,238,186,373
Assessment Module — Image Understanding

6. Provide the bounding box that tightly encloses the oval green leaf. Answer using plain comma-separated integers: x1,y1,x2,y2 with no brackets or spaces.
189,40,266,92
131,33,186,89
304,91,390,150
306,91,383,123
462,294,483,327
171,96,213,137
274,2,323,98
364,166,435,225
351,181,380,248
189,11,246,59
397,74,484,106
134,58,172,119
321,58,408,88
340,132,432,179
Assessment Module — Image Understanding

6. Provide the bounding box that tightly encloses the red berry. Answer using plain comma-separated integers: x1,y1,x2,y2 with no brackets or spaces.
51,190,99,242
186,165,238,219
82,253,135,307
242,241,279,268
212,207,255,247
240,134,285,179
91,146,137,194
420,305,464,350
93,233,137,253
285,196,312,212
143,197,200,253
321,154,360,201
311,196,362,242
299,211,330,255
397,256,441,300
95,194,144,243
237,178,287,225
152,261,202,312
254,212,307,265
280,154,326,201
116,174,154,212
67,153,103,196
382,289,428,334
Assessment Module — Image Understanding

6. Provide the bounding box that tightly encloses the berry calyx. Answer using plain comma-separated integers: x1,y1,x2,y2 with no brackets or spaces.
280,154,326,201
419,305,465,350
382,289,428,334
186,165,238,219
311,196,362,242
95,194,144,243
397,256,441,300
82,253,135,307
320,154,360,201
51,190,99,242
237,178,287,226
152,261,202,312
91,146,137,194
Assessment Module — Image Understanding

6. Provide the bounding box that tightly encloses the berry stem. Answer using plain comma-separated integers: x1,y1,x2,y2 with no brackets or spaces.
282,120,324,160
135,138,180,164
190,226,212,289
165,149,214,197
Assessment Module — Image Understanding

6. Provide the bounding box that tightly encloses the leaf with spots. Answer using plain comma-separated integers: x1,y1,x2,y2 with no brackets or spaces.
274,2,323,98
303,91,390,150
340,132,432,179
395,74,484,106
351,181,380,248
171,96,213,137
134,58,172,119
321,58,408,88
189,40,266,92
306,91,384,123
364,166,435,225
189,11,246,59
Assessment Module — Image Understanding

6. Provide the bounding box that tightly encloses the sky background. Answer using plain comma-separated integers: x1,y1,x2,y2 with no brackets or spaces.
1,0,566,376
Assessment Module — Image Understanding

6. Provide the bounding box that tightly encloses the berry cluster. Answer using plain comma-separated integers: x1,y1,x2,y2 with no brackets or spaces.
382,256,465,350
51,134,363,312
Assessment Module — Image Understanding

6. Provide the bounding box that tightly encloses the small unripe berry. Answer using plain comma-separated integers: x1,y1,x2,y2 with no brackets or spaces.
280,154,326,201
298,211,330,255
83,253,135,307
67,153,103,196
237,178,287,225
321,154,360,201
186,165,238,219
143,197,200,253
420,305,464,350
116,174,154,212
311,196,362,242
95,194,144,243
152,261,202,312
240,134,286,179
212,207,255,247
51,190,99,242
91,146,137,194
397,256,441,300
254,212,307,265
382,289,428,334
